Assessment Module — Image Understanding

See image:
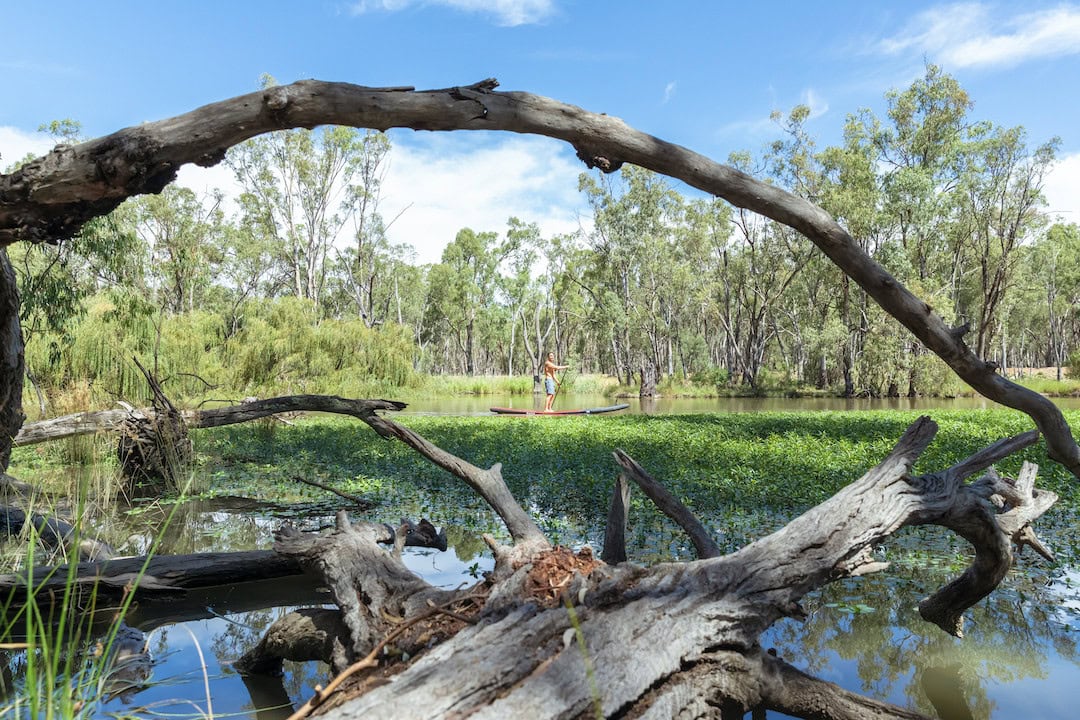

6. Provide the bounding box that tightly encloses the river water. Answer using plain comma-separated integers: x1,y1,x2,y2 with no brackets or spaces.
6,395,1080,719
395,392,1080,415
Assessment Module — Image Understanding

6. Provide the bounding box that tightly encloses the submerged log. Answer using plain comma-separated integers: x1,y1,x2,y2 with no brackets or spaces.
0,517,447,605
227,412,1056,720
0,504,114,560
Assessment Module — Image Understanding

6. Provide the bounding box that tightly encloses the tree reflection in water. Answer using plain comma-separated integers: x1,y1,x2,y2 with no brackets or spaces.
760,524,1080,718
8,476,1078,718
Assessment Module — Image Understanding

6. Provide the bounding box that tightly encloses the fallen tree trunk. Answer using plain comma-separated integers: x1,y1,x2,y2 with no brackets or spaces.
1,79,1076,478
0,504,114,561
13,396,409,447
0,517,446,604
226,411,1055,719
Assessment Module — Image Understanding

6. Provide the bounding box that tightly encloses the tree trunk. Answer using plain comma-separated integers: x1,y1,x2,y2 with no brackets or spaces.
0,250,24,472
639,361,657,398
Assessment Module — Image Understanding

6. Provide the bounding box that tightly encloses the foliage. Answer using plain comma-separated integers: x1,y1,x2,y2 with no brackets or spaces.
14,68,1080,405
195,410,1080,554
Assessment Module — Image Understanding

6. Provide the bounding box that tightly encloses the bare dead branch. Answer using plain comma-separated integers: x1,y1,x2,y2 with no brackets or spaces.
913,456,1057,636
601,474,630,564
13,395,408,446
361,414,549,551
613,449,721,559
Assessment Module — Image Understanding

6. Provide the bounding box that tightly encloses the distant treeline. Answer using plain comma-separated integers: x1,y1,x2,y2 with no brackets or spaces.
11,66,1080,407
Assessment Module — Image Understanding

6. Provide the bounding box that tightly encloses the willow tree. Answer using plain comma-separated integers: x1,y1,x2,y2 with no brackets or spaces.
0,78,1076,718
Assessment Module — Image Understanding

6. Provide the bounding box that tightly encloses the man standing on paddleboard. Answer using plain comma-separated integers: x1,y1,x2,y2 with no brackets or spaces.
543,352,569,412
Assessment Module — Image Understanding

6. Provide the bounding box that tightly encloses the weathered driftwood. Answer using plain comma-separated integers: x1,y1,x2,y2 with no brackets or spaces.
0,504,114,561
231,413,1054,719
0,517,446,604
13,395,409,447
1,79,1076,478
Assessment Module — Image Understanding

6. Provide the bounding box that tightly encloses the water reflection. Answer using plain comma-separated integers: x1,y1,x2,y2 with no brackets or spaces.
6,485,1080,718
759,527,1080,719
93,536,492,718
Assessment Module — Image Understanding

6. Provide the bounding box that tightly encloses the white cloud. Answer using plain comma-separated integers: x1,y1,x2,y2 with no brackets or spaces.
379,133,589,264
0,126,55,170
715,87,828,144
100,132,590,265
351,0,556,26
881,3,1080,68
662,81,677,104
1044,151,1080,223
174,162,244,214
801,88,829,120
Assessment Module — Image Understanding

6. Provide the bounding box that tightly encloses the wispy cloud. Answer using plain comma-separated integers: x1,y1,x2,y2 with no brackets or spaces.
351,0,557,26
880,3,1080,68
801,88,829,119
715,87,829,143
662,81,677,104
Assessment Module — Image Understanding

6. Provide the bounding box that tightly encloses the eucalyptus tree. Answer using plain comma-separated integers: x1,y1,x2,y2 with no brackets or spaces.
579,166,683,390
335,130,397,325
495,217,542,377
227,80,389,312
216,217,278,338
131,185,224,314
951,124,1057,359
1030,224,1080,378
680,197,732,374
422,227,507,375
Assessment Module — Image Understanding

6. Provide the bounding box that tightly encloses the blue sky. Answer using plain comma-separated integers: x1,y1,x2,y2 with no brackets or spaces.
3,1,1080,262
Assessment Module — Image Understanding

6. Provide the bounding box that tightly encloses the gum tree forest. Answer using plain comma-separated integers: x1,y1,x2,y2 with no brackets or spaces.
8,67,1079,406
1,67,1078,719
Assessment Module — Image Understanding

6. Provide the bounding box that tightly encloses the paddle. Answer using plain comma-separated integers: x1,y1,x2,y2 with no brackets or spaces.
551,365,574,409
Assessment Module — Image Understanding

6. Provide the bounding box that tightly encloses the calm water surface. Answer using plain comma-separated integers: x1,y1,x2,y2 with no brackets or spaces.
396,393,1080,415
89,500,1080,719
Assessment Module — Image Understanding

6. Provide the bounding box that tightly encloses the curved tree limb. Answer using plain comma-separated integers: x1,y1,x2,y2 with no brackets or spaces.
361,413,549,555
1,78,1076,476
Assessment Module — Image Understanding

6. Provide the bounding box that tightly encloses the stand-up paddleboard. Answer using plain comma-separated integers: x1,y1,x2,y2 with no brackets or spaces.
489,403,629,416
